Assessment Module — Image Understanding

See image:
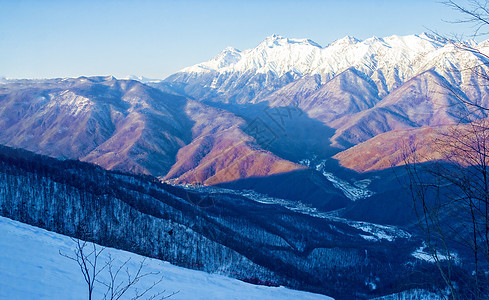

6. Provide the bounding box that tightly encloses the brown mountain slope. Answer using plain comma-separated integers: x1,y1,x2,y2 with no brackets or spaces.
163,100,304,185
335,116,489,173
333,126,445,172
0,77,192,176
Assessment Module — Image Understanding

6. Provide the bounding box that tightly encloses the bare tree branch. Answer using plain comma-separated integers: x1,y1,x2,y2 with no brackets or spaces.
61,239,177,300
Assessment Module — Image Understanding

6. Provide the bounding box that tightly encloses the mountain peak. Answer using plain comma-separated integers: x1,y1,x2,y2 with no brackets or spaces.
211,46,242,68
418,32,449,43
259,34,322,48
330,36,360,47
378,33,448,52
221,46,240,53
260,34,288,47
266,33,285,40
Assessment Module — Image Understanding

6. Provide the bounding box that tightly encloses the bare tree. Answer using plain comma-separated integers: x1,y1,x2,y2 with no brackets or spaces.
403,123,489,299
98,254,178,300
443,0,489,39
60,239,106,300
60,238,177,300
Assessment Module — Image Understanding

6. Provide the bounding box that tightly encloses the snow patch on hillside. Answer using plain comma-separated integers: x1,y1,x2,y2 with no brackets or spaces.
348,221,411,242
412,243,459,264
119,75,159,83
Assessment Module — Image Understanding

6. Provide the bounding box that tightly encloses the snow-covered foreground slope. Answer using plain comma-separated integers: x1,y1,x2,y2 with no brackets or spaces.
0,217,332,300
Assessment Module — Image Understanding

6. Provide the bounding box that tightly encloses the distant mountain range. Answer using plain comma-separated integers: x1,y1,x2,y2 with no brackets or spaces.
156,32,489,160
159,33,487,102
2,33,489,208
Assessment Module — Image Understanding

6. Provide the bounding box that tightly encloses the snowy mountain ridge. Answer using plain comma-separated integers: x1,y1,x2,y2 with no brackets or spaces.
161,33,489,105
176,33,486,89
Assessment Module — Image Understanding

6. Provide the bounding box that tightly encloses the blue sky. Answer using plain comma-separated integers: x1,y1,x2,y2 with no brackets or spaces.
0,0,481,79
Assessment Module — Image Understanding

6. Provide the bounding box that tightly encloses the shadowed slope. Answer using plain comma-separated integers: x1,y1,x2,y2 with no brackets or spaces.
262,68,381,124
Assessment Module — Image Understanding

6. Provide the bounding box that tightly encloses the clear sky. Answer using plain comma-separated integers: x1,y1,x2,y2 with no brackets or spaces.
0,0,482,80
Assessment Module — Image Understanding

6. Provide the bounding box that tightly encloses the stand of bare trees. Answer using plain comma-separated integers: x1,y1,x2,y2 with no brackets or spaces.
404,121,489,299
404,1,489,299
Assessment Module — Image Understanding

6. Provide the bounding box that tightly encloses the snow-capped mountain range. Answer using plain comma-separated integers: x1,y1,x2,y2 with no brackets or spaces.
162,33,489,103
180,33,452,80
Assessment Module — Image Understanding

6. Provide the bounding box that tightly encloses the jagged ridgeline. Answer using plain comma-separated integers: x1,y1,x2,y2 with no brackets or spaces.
0,145,452,299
